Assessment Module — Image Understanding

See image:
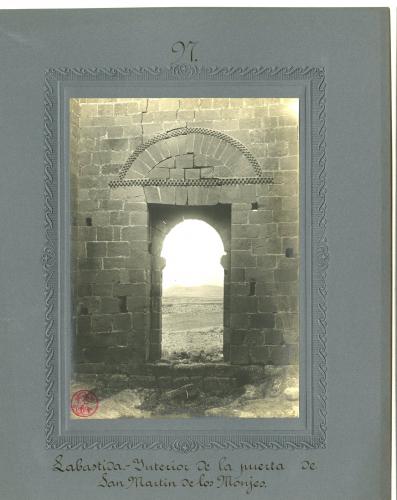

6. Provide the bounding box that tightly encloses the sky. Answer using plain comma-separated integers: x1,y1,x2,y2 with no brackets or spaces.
161,219,225,289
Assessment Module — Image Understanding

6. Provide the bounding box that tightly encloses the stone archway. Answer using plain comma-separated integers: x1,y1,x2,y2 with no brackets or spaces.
148,204,231,362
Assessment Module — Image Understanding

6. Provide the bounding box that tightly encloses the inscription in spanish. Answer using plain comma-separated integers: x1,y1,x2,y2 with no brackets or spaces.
52,455,317,494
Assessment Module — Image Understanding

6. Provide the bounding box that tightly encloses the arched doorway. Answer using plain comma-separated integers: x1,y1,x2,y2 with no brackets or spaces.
160,219,225,361
148,204,231,362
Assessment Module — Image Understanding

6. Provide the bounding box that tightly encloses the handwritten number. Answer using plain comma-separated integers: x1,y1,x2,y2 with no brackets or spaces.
301,460,317,471
171,41,185,62
171,41,199,63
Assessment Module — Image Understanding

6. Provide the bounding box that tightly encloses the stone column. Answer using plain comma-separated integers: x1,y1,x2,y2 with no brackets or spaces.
221,252,231,361
149,253,166,361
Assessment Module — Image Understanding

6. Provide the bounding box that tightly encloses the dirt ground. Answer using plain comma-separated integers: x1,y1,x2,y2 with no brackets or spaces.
71,365,299,420
162,295,223,358
72,289,299,419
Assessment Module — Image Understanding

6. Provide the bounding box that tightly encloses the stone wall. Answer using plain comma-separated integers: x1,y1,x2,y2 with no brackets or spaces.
70,97,299,376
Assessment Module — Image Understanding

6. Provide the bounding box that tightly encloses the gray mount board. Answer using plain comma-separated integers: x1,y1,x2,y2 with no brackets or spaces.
0,7,391,500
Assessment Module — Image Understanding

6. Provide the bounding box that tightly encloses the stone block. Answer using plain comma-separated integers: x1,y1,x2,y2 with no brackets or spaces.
256,197,281,211
77,316,91,335
238,184,257,202
79,332,128,348
78,284,92,297
232,224,260,239
260,237,282,254
232,211,248,224
114,283,147,297
92,283,113,296
78,258,102,270
101,138,129,151
275,312,298,330
275,268,298,282
159,186,176,204
113,313,132,331
219,185,241,203
101,297,120,314
102,257,125,269
279,156,298,170
175,153,194,169
78,199,99,211
276,126,298,142
128,270,147,282
107,346,135,363
78,269,97,285
92,314,113,333
121,226,148,241
107,241,130,257
125,202,147,212
268,345,290,365
132,312,148,330
239,118,262,129
230,313,249,329
144,186,161,203
175,187,188,205
230,345,249,365
268,141,289,157
179,98,201,110
125,252,150,269
86,242,106,257
248,346,270,364
148,167,169,179
83,346,109,363
248,210,273,224
111,186,145,202
246,268,274,284
170,168,185,180
231,238,252,251
257,296,278,313
289,142,298,155
278,295,298,312
265,330,284,345
231,268,245,282
249,313,275,329
213,140,228,160
110,211,130,226
200,167,214,178
259,224,278,238
273,210,298,223
231,251,256,268
230,296,257,313
177,109,195,121
282,330,299,345
95,270,120,283
185,168,200,179
187,186,207,205
127,295,148,312
96,227,113,241
205,186,221,205
288,344,299,365
78,226,97,241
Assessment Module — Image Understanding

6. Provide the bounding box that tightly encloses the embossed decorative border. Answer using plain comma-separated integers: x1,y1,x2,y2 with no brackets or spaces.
43,65,328,451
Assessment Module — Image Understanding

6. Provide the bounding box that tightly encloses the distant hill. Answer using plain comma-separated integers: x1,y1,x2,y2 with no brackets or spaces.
163,285,223,299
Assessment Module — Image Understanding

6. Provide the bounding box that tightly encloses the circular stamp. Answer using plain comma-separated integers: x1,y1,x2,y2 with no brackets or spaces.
71,390,98,417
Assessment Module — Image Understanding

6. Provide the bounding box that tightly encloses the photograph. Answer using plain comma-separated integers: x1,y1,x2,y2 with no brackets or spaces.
69,97,300,419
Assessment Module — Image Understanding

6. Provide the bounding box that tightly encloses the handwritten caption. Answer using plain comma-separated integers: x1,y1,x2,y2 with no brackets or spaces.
52,455,317,494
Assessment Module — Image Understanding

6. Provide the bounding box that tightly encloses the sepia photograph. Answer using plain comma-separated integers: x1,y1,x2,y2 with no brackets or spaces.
69,97,300,419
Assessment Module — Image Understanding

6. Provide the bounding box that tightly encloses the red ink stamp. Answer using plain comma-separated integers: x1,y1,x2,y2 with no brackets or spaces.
71,390,98,417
